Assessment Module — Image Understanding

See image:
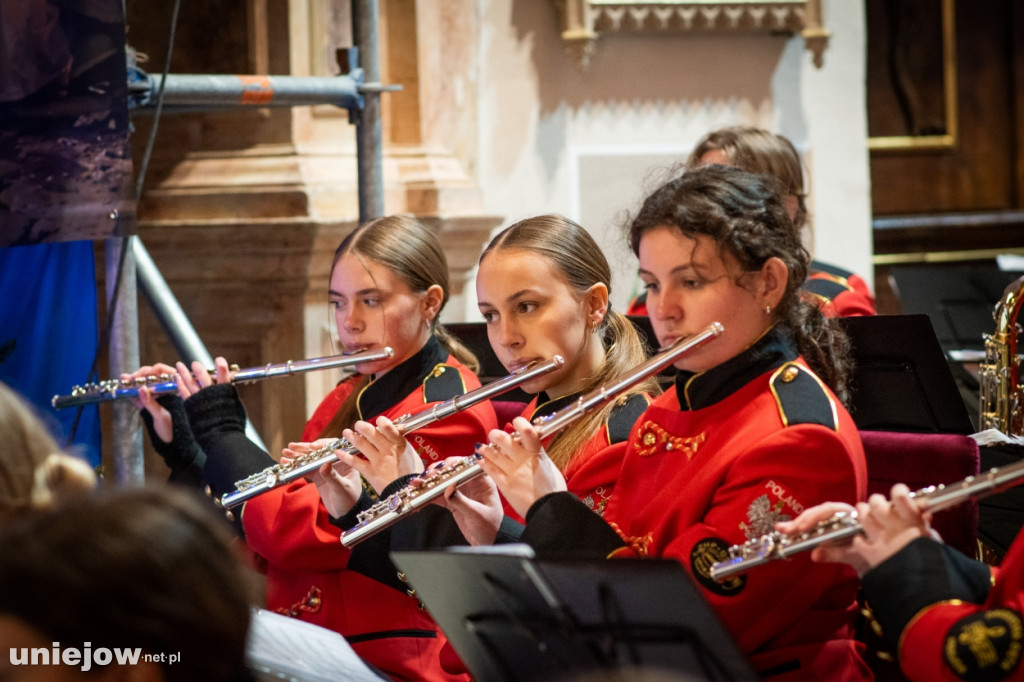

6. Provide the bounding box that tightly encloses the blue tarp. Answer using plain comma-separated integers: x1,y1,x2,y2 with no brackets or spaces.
0,240,101,465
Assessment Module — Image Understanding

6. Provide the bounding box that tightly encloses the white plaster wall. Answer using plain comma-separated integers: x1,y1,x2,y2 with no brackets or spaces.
469,0,872,316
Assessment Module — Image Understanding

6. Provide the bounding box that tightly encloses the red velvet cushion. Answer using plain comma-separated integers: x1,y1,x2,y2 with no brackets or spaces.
492,400,528,429
859,430,980,558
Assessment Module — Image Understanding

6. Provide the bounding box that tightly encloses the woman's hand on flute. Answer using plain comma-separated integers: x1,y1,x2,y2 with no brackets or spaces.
176,357,233,397
476,416,566,519
775,500,873,575
122,363,180,442
423,463,503,546
340,416,424,494
847,484,938,573
776,483,939,576
281,439,363,518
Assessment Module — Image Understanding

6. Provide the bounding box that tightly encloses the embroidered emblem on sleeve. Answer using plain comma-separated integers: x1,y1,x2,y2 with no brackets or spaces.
739,494,792,540
943,608,1023,680
581,486,612,516
635,420,706,458
690,538,746,596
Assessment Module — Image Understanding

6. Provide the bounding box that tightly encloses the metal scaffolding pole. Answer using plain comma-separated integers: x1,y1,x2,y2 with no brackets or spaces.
133,238,267,450
105,236,144,484
353,0,385,222
117,1,392,478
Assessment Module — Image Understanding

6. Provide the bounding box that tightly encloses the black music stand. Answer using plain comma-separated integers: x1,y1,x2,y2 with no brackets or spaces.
838,314,975,434
391,547,758,682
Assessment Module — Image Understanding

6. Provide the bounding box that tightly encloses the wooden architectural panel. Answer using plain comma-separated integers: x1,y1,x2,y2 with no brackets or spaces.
553,0,829,69
867,0,1024,317
868,0,1018,216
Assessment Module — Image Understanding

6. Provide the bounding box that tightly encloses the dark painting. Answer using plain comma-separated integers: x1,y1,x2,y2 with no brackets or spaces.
0,0,133,246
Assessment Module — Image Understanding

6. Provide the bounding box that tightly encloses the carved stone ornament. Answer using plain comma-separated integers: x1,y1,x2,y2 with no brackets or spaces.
552,0,830,71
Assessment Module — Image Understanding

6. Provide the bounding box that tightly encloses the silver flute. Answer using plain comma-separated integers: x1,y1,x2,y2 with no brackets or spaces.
219,355,566,509
51,347,395,409
709,456,1024,582
340,321,724,548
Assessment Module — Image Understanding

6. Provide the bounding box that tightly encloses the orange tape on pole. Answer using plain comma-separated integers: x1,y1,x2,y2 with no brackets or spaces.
238,76,274,104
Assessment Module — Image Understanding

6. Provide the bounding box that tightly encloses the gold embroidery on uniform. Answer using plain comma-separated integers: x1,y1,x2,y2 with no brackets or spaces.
958,621,1006,668
635,420,705,458
278,586,323,618
943,608,1024,676
581,493,610,517
607,521,652,557
691,538,745,593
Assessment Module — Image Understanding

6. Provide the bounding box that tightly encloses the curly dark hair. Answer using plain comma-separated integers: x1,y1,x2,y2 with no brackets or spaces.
628,164,852,406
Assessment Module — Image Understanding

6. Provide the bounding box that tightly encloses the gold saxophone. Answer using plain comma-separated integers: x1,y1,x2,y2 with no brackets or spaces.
979,278,1024,435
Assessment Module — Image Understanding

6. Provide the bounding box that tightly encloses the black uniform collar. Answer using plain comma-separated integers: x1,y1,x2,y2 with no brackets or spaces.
358,336,448,419
675,325,798,411
530,391,581,422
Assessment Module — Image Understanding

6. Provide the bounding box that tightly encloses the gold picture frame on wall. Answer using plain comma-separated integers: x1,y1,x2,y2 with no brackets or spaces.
867,0,957,152
552,0,830,71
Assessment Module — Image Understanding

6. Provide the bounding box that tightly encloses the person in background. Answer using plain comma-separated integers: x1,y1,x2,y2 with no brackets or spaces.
0,379,95,526
306,215,658,678
627,126,875,318
777,483,1013,682
129,215,495,682
0,485,254,682
478,165,872,681
327,214,658,543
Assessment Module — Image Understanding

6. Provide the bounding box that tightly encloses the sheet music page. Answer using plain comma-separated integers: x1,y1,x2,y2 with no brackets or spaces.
246,608,387,682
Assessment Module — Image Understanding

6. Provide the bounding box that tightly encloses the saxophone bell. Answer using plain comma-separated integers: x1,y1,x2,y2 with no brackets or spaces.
979,277,1024,434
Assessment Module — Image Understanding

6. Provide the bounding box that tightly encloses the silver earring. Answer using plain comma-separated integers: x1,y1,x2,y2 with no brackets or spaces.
764,305,772,316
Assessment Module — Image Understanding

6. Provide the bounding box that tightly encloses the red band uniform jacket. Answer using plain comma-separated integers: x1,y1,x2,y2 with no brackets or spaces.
400,388,651,678
803,261,876,318
240,338,496,682
519,326,872,681
861,531,1020,681
522,391,650,516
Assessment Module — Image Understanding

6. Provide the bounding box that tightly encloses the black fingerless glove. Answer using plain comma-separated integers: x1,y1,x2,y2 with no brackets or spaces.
184,384,276,499
139,394,206,487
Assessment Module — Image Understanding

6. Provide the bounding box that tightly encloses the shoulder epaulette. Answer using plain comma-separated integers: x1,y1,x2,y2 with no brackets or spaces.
810,259,855,281
422,363,466,403
802,277,851,303
769,362,837,431
606,393,650,444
